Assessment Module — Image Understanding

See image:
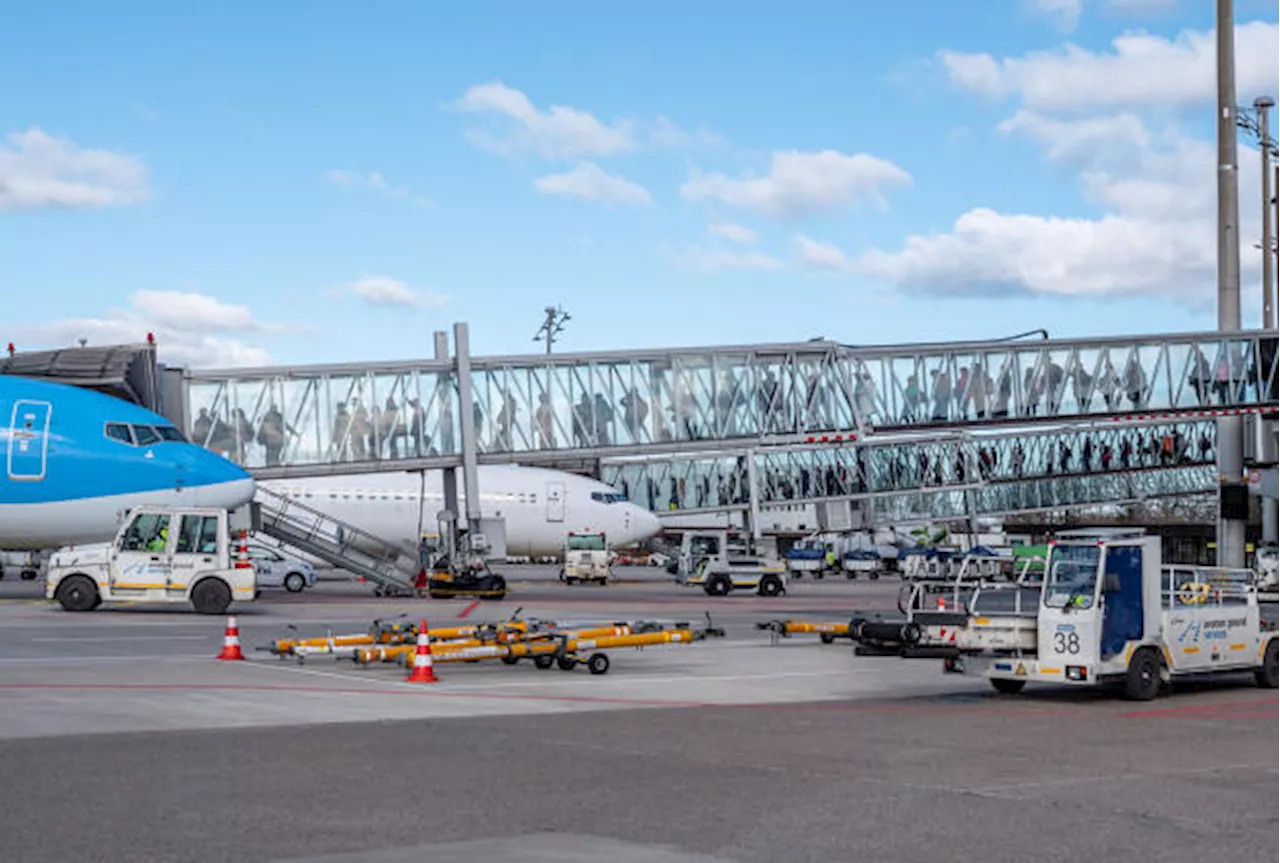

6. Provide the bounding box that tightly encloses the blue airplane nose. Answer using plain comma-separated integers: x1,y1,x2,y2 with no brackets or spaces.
180,446,256,509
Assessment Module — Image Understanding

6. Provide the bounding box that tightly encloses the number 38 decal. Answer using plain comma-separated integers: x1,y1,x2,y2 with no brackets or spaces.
1054,632,1080,654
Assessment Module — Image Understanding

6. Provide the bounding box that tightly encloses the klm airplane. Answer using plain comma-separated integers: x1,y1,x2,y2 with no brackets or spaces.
0,376,256,552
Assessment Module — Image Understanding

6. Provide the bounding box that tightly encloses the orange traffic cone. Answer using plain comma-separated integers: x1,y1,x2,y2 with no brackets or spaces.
216,616,245,661
936,595,947,611
406,619,438,683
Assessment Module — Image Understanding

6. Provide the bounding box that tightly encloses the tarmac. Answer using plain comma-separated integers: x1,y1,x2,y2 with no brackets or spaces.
0,565,1275,863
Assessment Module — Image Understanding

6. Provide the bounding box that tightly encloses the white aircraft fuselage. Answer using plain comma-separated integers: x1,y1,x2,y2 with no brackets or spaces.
260,464,661,557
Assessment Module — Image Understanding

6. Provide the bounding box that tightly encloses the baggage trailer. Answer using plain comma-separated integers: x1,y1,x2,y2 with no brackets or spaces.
939,531,1279,700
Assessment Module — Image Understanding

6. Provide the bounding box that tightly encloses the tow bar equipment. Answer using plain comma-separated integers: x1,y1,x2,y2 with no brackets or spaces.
261,612,725,675
755,619,853,645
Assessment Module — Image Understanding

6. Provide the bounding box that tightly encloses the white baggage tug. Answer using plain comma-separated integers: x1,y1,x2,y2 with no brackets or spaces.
944,530,1278,700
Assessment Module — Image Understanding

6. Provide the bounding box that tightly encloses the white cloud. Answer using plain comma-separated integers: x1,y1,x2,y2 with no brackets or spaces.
708,219,758,244
1028,0,1083,32
673,247,784,273
9,291,280,367
0,128,147,212
334,275,449,310
854,113,1261,302
453,81,636,159
324,170,430,207
650,116,726,149
796,235,853,273
680,150,912,219
939,21,1279,112
533,162,652,206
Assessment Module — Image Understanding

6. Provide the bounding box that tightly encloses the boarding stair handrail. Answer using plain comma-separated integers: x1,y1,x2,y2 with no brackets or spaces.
253,486,417,592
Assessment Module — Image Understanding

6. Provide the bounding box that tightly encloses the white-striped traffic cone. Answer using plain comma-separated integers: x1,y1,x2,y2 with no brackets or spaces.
216,616,245,661
406,619,438,683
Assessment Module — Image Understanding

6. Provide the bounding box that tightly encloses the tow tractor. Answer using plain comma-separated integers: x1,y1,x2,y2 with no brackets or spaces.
896,529,1279,700
46,505,257,614
559,530,613,585
675,530,787,597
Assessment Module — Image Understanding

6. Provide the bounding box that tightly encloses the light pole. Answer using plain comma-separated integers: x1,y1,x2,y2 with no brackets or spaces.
533,306,570,355
1216,0,1246,568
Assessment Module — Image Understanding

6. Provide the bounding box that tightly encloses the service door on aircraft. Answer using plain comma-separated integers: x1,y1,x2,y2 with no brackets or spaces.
7,400,51,481
546,481,565,522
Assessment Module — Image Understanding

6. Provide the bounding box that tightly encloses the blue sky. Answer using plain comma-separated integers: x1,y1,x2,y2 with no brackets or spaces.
2,0,1278,367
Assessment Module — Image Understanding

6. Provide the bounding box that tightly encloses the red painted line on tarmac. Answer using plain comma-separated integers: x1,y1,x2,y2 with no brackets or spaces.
1119,697,1279,719
457,601,481,619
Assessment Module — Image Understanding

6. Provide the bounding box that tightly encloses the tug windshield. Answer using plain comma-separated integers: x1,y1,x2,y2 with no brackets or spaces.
1044,544,1101,609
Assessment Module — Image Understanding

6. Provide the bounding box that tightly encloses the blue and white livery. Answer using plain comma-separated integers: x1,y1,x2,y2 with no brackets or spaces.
0,376,256,550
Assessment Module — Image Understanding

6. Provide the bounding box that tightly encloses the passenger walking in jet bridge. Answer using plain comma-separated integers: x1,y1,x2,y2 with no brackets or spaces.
231,408,253,463
902,375,920,422
534,392,555,449
930,369,950,421
620,388,647,443
954,366,971,419
407,398,427,456
193,408,213,447
331,402,351,460
257,403,294,467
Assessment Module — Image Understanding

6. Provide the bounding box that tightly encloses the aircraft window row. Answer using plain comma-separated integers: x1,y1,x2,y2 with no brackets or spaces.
105,422,187,447
281,489,539,504
590,491,628,504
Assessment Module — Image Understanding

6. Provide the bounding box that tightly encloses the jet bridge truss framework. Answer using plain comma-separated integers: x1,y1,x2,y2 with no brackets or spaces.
598,418,1220,525
183,329,1277,477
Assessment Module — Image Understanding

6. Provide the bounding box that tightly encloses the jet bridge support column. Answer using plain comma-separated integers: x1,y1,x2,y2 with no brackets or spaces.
453,323,483,535
433,331,462,553
745,450,762,550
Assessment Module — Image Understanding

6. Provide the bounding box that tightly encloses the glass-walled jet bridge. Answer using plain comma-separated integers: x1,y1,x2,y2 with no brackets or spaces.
601,418,1219,525
183,328,1277,477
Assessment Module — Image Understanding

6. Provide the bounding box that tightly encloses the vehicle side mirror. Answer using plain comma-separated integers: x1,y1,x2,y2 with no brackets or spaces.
1101,573,1121,595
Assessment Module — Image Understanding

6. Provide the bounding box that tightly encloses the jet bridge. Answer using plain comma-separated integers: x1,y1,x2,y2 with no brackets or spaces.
180,328,1277,475
602,418,1220,526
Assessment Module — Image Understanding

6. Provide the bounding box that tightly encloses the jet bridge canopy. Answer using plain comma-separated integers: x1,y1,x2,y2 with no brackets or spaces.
0,343,160,411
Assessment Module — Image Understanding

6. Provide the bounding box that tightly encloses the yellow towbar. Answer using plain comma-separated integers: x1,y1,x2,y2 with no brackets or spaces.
755,619,852,644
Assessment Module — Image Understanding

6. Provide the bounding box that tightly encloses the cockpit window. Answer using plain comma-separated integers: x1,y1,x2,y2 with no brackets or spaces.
131,425,160,446
590,491,628,504
154,426,186,442
105,423,133,444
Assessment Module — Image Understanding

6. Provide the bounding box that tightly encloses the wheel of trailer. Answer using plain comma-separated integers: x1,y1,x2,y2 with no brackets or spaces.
501,655,520,665
868,571,880,581
990,678,1026,696
373,585,385,598
1124,648,1162,701
704,574,732,597
284,572,306,593
55,575,99,612
845,571,858,580
820,633,835,645
557,656,578,671
533,655,555,670
587,653,610,675
191,579,232,615
758,574,783,597
1256,639,1279,689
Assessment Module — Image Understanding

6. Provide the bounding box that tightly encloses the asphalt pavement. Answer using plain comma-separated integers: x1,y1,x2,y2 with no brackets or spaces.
0,566,1274,863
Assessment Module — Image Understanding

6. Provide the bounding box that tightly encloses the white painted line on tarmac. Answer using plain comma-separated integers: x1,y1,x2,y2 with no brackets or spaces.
30,632,211,637
0,654,211,665
240,658,851,694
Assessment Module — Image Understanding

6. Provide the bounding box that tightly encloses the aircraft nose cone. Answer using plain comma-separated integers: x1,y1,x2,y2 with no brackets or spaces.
631,507,662,542
185,448,256,508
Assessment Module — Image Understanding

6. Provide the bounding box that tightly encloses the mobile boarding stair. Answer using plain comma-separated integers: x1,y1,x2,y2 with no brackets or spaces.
253,486,418,596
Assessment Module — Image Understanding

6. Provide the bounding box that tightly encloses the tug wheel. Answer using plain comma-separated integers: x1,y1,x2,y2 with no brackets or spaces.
587,653,610,675
533,655,556,670
557,656,578,671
